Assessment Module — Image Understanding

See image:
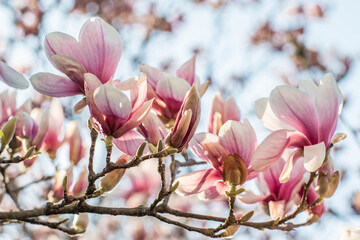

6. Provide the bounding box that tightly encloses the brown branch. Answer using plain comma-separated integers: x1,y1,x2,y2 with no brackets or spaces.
86,128,98,195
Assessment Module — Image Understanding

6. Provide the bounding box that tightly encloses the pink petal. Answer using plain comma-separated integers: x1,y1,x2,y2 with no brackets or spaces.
30,73,82,97
112,99,153,138
139,64,164,89
175,169,223,196
189,133,227,170
51,54,86,88
130,74,147,114
251,130,311,172
113,130,146,156
32,109,50,150
79,17,122,83
93,85,131,121
198,181,227,200
279,151,301,183
237,188,267,204
176,56,196,85
278,157,305,202
84,73,110,135
224,96,241,122
207,93,224,133
0,61,29,89
270,86,319,143
298,80,318,101
304,142,326,172
316,73,343,146
219,120,257,165
255,97,295,131
155,76,191,114
137,112,167,145
44,32,85,67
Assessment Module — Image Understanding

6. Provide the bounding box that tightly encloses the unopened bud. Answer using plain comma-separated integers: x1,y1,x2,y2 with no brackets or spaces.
239,210,254,223
71,213,89,234
331,133,346,144
222,154,248,186
219,224,240,238
316,171,329,198
1,117,17,152
136,142,147,157
99,155,128,193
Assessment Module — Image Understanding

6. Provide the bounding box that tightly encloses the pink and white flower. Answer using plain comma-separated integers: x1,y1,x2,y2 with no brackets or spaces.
30,17,122,97
175,120,257,200
208,93,241,135
251,73,343,180
140,56,208,120
85,73,153,138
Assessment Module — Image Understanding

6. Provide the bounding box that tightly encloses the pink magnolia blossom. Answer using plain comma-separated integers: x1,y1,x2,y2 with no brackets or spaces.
85,73,153,138
166,85,201,151
139,56,209,120
65,121,86,165
208,93,241,135
41,99,64,158
256,159,305,220
175,120,257,200
251,73,343,180
113,112,167,156
0,90,17,126
0,61,29,89
30,17,122,97
71,166,88,197
15,108,49,150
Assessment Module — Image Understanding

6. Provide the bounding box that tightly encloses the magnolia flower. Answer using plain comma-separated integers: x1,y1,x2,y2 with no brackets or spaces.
30,17,122,97
41,99,64,158
0,61,29,89
166,85,201,151
251,73,343,180
257,159,305,220
175,120,257,200
0,90,17,126
85,73,153,138
71,166,88,197
208,93,241,135
140,56,209,120
65,121,86,165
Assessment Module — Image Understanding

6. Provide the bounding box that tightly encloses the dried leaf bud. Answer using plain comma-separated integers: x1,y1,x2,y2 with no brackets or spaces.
325,171,340,198
99,155,128,193
219,224,240,238
331,133,346,144
222,154,248,186
71,213,89,234
316,171,329,198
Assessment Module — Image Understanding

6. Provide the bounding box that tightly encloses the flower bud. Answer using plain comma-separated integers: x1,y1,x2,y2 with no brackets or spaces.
222,154,248,186
71,213,89,234
331,133,346,144
99,155,129,193
167,85,201,151
220,225,240,239
71,166,88,197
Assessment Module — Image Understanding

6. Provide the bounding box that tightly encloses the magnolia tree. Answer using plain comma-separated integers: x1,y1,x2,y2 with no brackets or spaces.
0,16,348,239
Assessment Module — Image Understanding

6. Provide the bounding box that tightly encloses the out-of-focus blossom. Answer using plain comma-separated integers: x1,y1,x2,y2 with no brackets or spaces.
175,120,257,200
208,93,240,135
251,73,343,180
48,168,73,202
85,73,153,138
30,17,122,97
71,166,88,197
66,121,87,165
0,90,17,126
256,159,305,220
0,61,29,89
339,226,360,240
15,109,50,150
166,85,201,151
140,56,208,120
71,213,89,233
41,99,64,159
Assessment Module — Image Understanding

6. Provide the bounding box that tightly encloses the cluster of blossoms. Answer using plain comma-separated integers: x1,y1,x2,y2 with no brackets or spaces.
0,17,345,237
